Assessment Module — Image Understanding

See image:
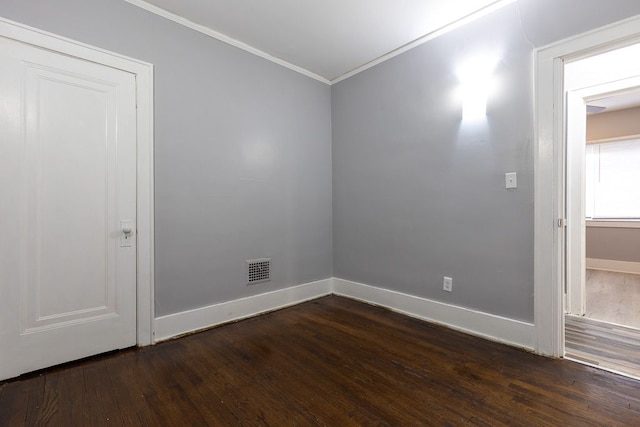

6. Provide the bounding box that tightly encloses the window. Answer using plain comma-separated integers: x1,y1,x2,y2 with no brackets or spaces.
585,138,640,219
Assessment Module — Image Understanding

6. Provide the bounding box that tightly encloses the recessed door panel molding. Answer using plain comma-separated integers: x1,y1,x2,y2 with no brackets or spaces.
22,63,117,333
0,29,146,380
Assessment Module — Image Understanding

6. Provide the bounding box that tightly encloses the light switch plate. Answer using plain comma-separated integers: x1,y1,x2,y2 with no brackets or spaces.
505,172,517,189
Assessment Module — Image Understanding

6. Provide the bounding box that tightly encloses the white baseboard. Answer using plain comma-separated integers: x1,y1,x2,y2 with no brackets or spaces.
332,278,535,350
154,278,332,342
586,258,640,274
154,276,535,351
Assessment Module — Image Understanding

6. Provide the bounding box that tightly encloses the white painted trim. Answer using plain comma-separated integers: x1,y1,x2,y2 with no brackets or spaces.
587,134,640,144
587,220,640,229
331,0,516,84
534,14,640,357
0,16,152,73
586,258,640,274
123,0,514,86
123,0,330,85
565,91,588,316
135,63,155,347
332,278,535,350
155,276,537,351
154,279,332,342
0,16,155,346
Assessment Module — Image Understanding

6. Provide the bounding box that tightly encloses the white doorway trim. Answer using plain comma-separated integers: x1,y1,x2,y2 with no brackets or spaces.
534,14,640,357
0,17,155,346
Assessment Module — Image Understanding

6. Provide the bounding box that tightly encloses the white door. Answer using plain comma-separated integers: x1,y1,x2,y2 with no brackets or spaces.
0,35,137,380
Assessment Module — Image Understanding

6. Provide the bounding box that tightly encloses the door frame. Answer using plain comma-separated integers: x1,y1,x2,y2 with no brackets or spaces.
564,90,587,317
534,14,640,357
0,17,155,346
565,80,640,319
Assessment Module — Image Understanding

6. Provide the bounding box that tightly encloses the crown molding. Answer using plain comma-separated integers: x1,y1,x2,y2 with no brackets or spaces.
124,0,514,86
331,0,516,84
123,0,331,85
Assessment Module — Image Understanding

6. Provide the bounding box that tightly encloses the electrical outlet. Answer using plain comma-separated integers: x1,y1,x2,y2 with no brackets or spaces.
443,276,453,292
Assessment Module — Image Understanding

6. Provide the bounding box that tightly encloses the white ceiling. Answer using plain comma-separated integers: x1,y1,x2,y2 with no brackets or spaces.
589,90,640,114
126,0,511,83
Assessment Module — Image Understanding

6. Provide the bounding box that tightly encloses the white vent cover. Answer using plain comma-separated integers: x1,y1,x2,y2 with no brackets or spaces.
246,258,271,285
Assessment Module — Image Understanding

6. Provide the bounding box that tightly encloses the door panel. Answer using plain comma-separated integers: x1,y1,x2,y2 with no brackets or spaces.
0,36,137,380
24,63,114,331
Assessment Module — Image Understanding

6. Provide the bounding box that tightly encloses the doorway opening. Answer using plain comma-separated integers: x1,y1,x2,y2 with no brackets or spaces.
534,14,640,361
562,44,640,378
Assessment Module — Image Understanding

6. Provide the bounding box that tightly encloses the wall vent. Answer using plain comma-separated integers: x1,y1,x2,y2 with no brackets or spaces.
246,258,271,285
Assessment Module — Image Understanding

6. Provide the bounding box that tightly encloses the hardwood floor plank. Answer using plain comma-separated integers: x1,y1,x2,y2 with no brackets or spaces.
22,375,46,426
566,315,640,378
0,378,30,426
2,295,640,426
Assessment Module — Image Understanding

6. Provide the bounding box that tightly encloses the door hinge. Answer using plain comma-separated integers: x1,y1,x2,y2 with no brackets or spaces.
557,218,567,228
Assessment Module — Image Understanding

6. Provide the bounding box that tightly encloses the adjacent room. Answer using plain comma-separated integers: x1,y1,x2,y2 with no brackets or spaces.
565,89,640,377
2,0,640,424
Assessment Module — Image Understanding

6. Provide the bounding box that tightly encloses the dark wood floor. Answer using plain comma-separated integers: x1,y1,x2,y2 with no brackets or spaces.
2,296,640,426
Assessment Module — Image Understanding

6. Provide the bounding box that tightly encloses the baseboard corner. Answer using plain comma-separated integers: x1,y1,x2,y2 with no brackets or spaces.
331,277,535,351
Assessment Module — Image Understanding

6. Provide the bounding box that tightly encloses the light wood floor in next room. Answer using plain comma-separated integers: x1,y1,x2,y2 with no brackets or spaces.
584,269,640,328
2,296,640,426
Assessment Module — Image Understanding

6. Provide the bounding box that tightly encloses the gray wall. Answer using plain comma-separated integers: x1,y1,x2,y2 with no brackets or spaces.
0,0,332,316
332,0,640,323
587,227,640,263
518,0,640,47
4,0,640,324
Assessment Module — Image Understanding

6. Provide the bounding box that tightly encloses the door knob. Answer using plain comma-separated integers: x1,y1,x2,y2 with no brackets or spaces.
120,220,134,247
